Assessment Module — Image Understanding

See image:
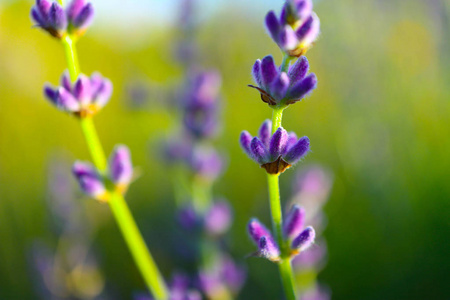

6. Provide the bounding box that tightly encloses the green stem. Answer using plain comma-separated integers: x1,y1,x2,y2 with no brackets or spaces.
61,34,168,300
266,109,297,300
280,54,292,73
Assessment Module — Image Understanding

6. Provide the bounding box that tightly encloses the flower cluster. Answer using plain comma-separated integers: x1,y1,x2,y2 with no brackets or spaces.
72,145,133,202
240,120,310,174
44,71,112,118
249,55,317,107
265,0,320,56
31,0,94,39
248,205,315,262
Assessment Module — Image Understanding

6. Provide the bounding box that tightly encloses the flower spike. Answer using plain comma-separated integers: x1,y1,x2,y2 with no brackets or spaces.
239,121,310,174
249,55,317,107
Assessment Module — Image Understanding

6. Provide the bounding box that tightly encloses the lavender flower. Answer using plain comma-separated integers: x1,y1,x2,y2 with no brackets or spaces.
265,0,320,56
204,200,232,236
249,55,317,107
247,211,315,261
72,145,133,201
44,71,112,117
240,120,310,174
31,0,94,38
136,273,201,300
188,146,223,181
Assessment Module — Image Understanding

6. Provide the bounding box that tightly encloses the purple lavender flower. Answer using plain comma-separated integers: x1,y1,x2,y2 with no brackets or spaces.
265,0,320,56
247,219,280,261
204,200,232,236
189,146,223,181
177,205,199,230
44,71,112,117
198,255,246,297
283,204,306,240
72,145,133,201
31,0,94,38
240,120,310,174
136,273,201,300
291,226,315,252
249,55,317,107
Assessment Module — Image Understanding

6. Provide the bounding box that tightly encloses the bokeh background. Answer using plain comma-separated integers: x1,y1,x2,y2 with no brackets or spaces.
0,0,449,299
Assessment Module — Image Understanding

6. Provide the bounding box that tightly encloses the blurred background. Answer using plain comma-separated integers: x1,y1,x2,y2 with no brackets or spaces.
0,0,449,299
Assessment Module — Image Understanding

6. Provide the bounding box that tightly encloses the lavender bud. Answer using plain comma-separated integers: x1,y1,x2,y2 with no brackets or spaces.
67,0,85,21
204,200,232,236
296,12,320,50
250,137,269,165
73,74,92,106
109,145,133,191
252,59,263,88
56,87,80,112
189,146,223,181
247,218,273,245
283,136,310,164
288,56,309,85
258,120,272,147
270,72,290,101
260,55,278,89
287,73,317,104
268,127,288,161
72,3,94,29
278,25,298,51
291,226,315,252
283,205,305,240
31,0,67,38
72,161,107,201
239,131,253,156
265,11,280,42
259,236,280,261
49,2,67,32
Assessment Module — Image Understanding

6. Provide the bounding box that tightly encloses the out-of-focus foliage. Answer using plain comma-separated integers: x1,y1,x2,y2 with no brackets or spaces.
0,0,449,299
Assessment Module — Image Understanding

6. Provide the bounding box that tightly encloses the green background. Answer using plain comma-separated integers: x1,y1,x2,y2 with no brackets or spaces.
0,0,449,299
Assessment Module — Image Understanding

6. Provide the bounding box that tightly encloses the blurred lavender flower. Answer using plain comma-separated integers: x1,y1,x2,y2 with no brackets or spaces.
31,0,94,39
198,255,246,298
247,208,315,262
301,285,331,300
177,204,199,230
240,120,310,174
136,273,201,300
73,145,133,201
204,200,232,236
188,146,224,181
292,239,327,270
44,71,112,117
248,55,317,107
265,0,320,56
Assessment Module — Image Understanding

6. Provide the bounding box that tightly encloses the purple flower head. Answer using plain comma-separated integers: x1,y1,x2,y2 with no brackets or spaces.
240,121,310,174
198,255,246,297
189,146,223,181
204,200,232,236
247,219,280,262
265,1,320,56
183,105,218,139
31,0,94,38
72,145,133,201
44,71,112,117
291,226,315,252
249,55,317,107
162,136,193,163
177,205,199,230
72,161,107,201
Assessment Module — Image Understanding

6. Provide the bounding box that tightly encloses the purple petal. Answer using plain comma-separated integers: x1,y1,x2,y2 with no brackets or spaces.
252,59,263,87
283,132,298,155
269,127,288,161
270,72,290,101
44,86,57,104
56,87,80,111
278,25,298,51
258,119,272,147
283,205,305,239
287,73,317,102
73,74,92,105
239,131,253,156
260,55,278,90
283,136,310,164
289,56,309,85
247,218,273,245
73,3,94,29
296,12,320,47
93,79,112,109
265,11,280,42
36,0,52,23
61,71,72,91
90,72,103,93
204,200,232,236
292,226,315,251
250,137,269,164
109,145,133,185
72,161,105,198
49,3,67,31
67,0,85,21
259,236,280,261
31,8,46,27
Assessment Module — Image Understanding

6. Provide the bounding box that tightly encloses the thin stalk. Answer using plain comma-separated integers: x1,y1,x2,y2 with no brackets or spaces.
61,35,169,299
267,108,297,300
280,54,292,73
